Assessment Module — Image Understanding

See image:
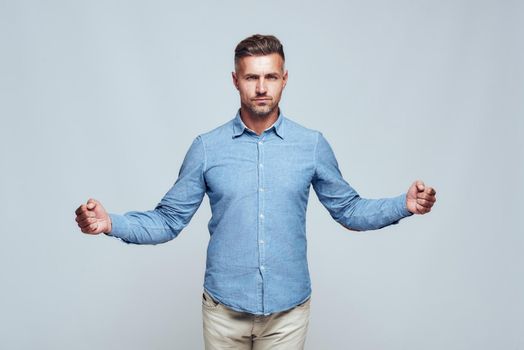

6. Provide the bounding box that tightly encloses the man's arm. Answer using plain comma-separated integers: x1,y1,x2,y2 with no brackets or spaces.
311,132,435,231
75,136,207,244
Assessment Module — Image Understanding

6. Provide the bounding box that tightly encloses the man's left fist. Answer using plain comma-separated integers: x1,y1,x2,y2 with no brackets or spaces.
406,180,436,215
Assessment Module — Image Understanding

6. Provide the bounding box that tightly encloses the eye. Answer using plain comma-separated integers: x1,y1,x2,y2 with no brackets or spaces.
267,75,279,80
246,76,257,81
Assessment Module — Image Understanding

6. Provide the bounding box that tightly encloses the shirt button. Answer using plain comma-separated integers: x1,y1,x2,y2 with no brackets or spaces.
259,188,264,192
260,265,265,270
259,240,264,244
259,163,263,168
258,141,263,145
259,214,264,219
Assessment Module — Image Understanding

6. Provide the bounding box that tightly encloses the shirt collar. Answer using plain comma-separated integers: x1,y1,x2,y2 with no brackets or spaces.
232,109,285,139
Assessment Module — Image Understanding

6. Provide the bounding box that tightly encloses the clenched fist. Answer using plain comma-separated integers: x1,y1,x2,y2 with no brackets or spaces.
75,198,112,234
406,180,437,215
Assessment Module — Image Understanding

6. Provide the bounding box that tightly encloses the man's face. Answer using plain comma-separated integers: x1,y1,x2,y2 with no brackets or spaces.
232,53,288,118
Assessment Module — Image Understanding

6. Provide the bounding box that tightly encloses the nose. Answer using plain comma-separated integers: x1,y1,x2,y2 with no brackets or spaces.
256,78,267,95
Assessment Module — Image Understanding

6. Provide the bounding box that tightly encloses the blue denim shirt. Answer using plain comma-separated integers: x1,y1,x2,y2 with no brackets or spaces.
108,110,412,315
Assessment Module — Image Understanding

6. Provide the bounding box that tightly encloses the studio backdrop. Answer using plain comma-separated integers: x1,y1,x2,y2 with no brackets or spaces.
0,0,522,349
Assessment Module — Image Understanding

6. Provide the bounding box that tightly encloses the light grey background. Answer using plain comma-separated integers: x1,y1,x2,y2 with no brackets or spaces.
1,0,522,349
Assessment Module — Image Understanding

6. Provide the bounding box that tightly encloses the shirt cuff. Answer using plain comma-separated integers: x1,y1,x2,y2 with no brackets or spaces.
106,213,129,238
396,193,414,218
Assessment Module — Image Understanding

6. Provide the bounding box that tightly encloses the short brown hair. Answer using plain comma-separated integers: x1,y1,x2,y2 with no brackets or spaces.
234,34,285,68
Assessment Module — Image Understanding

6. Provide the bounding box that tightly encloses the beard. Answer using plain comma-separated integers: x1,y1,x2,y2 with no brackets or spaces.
245,100,278,119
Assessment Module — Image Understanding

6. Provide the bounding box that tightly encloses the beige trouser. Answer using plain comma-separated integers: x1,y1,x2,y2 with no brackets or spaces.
202,290,311,350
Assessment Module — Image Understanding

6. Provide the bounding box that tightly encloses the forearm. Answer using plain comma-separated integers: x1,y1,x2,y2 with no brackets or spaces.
335,193,413,231
107,206,187,245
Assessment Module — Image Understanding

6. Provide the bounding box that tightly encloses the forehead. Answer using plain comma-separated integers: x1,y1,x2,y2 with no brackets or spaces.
236,53,284,74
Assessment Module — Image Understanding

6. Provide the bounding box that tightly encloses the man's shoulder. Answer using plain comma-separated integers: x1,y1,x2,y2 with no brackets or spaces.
197,117,236,142
282,116,318,134
281,115,321,142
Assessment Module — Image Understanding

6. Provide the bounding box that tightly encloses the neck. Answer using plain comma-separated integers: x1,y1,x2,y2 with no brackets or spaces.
239,106,280,136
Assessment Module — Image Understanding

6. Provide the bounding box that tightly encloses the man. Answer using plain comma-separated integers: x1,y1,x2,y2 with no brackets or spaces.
75,34,436,349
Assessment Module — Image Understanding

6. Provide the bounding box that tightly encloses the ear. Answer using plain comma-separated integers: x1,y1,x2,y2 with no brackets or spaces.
282,70,288,89
232,71,239,90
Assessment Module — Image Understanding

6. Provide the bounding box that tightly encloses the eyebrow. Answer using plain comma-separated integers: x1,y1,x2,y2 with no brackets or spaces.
244,72,281,78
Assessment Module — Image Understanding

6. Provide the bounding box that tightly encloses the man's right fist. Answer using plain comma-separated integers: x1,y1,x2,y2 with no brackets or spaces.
75,198,112,235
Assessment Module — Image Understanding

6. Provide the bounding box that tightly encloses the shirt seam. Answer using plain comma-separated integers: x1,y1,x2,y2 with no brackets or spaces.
198,135,207,174
313,131,320,175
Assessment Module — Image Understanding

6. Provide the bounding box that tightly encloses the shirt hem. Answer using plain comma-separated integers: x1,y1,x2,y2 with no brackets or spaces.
203,288,312,316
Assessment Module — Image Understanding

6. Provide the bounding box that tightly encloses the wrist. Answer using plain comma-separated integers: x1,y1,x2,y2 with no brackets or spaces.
104,215,112,235
403,193,415,216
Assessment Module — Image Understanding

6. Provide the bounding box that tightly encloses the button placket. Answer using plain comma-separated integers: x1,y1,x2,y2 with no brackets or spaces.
257,136,266,313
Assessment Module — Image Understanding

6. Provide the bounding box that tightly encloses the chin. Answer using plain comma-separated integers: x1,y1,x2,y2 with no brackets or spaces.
251,105,277,118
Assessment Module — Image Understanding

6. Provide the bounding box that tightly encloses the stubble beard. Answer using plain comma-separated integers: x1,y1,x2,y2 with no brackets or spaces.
246,101,278,119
